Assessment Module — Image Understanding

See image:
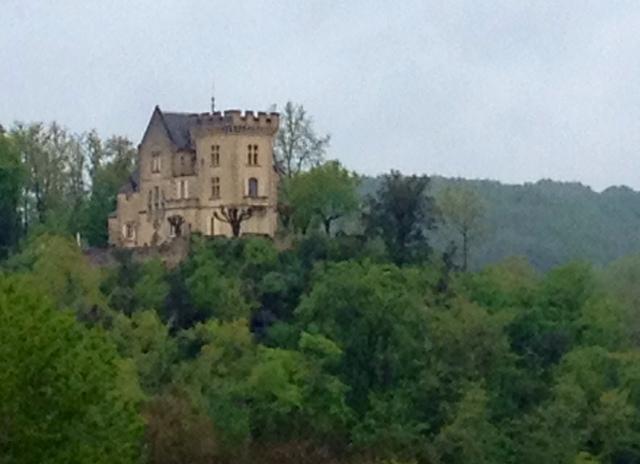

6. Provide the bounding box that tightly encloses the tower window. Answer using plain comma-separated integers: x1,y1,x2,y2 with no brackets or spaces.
211,177,220,199
248,177,259,198
153,186,160,210
247,144,258,166
211,145,220,166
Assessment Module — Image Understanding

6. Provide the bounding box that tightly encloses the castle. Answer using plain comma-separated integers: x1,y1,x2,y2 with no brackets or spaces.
108,106,280,247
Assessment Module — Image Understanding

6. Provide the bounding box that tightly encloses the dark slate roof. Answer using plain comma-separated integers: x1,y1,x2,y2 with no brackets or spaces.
118,168,140,194
159,111,195,151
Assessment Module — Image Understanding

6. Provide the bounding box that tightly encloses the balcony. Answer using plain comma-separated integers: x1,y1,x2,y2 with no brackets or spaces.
165,197,200,209
243,195,270,207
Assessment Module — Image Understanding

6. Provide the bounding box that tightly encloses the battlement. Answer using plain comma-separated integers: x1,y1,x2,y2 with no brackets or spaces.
189,109,280,135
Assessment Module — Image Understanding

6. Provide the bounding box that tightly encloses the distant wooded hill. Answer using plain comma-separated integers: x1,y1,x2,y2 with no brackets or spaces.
359,176,640,271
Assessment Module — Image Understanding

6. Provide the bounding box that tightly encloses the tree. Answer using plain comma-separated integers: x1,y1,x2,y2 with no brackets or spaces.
0,132,24,259
288,161,361,235
184,244,253,322
434,384,503,464
274,101,330,178
0,275,144,463
436,184,487,271
109,310,177,395
214,206,253,238
294,260,434,451
364,170,437,265
26,234,107,317
175,319,257,451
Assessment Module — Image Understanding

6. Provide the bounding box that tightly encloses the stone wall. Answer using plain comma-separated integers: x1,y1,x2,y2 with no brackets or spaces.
85,236,191,269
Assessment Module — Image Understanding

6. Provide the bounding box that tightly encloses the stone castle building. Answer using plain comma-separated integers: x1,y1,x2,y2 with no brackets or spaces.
108,106,280,247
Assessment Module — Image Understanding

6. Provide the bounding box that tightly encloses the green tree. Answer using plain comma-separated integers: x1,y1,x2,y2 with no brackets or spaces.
436,184,487,270
175,319,257,451
11,122,86,234
294,261,439,455
287,160,361,235
364,170,437,265
184,245,253,322
274,101,331,178
15,234,108,320
134,258,170,312
0,275,143,463
434,384,503,464
109,310,177,394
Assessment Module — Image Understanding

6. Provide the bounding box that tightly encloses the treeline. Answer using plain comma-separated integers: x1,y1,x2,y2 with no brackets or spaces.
361,177,640,272
0,122,136,258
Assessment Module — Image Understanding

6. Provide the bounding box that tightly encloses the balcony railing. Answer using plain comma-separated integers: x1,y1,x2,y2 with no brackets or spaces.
243,195,270,206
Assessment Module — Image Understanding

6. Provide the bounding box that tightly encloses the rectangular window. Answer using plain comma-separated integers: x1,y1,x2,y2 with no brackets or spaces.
209,216,215,236
169,223,176,238
123,223,136,240
153,186,160,210
247,144,259,166
211,177,220,199
178,180,188,199
211,145,220,166
151,152,161,173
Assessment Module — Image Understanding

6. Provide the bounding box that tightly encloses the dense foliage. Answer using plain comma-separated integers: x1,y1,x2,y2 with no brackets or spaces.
3,227,640,463
3,108,640,462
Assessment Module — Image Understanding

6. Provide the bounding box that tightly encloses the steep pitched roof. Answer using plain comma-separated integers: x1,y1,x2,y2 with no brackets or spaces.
118,168,140,194
159,111,195,151
139,106,197,152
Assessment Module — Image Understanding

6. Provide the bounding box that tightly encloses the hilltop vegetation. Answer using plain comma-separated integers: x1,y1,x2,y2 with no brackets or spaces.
2,113,640,270
3,106,640,463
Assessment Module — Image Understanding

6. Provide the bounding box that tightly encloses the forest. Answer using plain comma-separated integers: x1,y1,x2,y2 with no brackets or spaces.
2,104,640,463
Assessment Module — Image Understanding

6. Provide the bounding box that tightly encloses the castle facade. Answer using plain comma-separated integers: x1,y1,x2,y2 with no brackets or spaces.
108,106,280,247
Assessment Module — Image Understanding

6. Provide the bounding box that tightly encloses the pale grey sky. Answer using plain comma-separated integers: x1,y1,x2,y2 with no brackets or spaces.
2,1,640,190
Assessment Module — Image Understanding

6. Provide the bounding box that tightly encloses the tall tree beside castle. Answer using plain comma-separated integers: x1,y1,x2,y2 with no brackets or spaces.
273,101,330,178
287,160,361,235
83,135,136,247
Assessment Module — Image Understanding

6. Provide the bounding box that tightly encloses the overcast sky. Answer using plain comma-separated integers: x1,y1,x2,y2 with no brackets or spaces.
2,1,640,191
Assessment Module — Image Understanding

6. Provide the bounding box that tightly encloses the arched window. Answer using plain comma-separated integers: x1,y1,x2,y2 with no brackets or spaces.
248,177,259,198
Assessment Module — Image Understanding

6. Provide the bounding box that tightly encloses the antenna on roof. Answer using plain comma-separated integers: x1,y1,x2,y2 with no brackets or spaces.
210,81,216,113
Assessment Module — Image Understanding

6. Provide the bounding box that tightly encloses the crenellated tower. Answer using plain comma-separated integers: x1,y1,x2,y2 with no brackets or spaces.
108,106,281,247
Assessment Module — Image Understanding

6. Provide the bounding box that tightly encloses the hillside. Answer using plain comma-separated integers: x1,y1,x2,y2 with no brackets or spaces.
360,176,640,271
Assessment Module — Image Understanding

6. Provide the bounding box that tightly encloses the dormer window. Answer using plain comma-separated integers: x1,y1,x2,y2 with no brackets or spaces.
151,151,161,173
